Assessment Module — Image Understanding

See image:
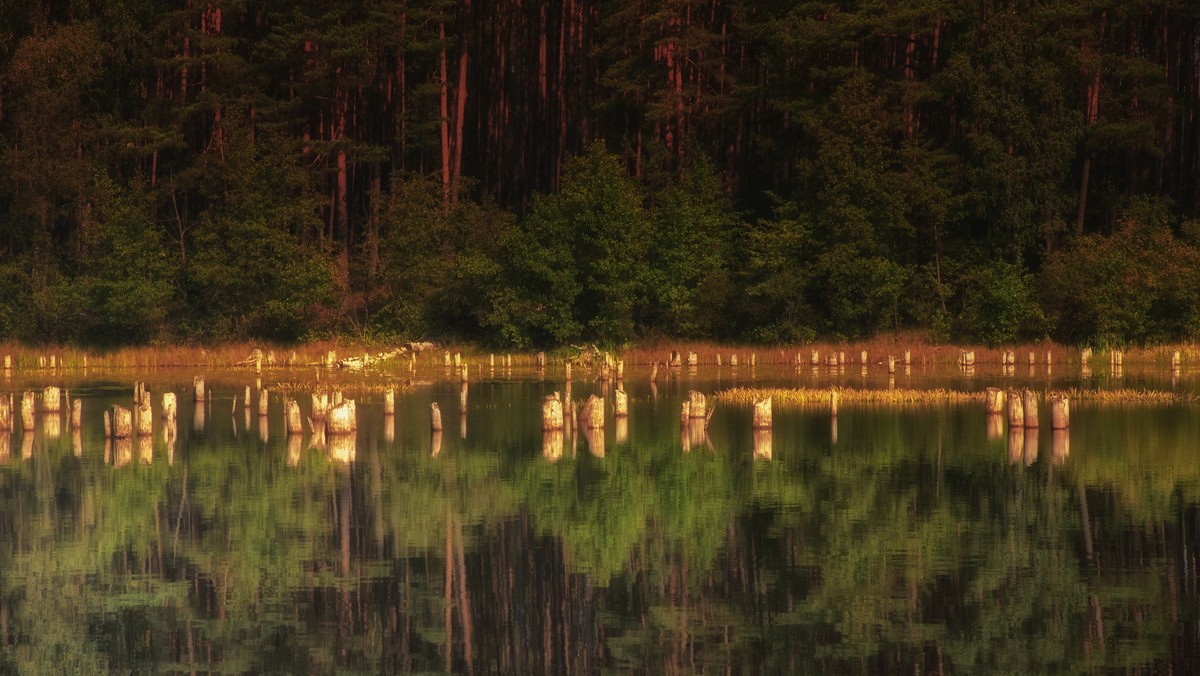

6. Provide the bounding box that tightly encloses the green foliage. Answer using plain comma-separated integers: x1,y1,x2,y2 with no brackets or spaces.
955,260,1045,345
1040,216,1200,343
507,142,650,345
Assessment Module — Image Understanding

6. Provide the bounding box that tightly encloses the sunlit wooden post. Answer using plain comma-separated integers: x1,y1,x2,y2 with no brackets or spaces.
430,402,443,431
285,398,303,434
327,400,356,434
985,387,1006,415
688,391,706,419
162,392,177,424
565,361,572,381
43,386,61,413
137,391,153,436
542,393,564,431
258,388,269,417
1006,389,1024,427
0,395,10,430
753,397,772,429
860,350,868,365
110,405,133,439
1050,395,1069,429
193,376,206,402
614,389,628,418
20,392,35,431
312,392,329,420
887,356,896,374
830,389,839,417
384,389,395,416
1022,389,1039,427
583,395,605,429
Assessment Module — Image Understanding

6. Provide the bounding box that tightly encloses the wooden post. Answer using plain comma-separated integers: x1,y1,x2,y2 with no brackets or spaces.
583,395,605,429
0,395,10,430
537,352,546,367
838,351,846,365
21,392,35,431
444,352,452,368
614,389,628,418
750,353,757,366
830,389,839,417
730,354,738,367
1006,389,1024,427
1050,395,1069,429
430,402,443,431
137,394,153,437
860,350,868,365
1045,350,1052,366
616,360,624,379
903,350,911,366
311,393,329,420
752,397,772,429
244,385,252,409
453,353,462,369
1028,352,1036,366
887,356,896,374
384,389,395,416
489,353,495,367
327,400,356,434
650,363,658,381
162,392,177,424
43,386,61,413
285,399,303,434
2,355,9,369
104,410,111,438
542,393,564,431
688,391,706,419
111,405,133,439
687,352,698,367
460,364,469,383
460,383,468,414
258,388,269,417
810,350,819,366
193,376,206,402
985,387,1006,415
1022,389,1039,427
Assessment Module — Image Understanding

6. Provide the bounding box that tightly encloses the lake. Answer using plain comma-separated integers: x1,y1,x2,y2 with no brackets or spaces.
0,359,1197,673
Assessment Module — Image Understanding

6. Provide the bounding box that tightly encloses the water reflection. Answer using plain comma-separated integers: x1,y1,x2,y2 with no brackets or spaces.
986,413,1004,440
0,431,8,460
138,435,153,464
431,429,443,457
614,417,628,445
2,369,1199,674
583,426,605,457
43,412,61,440
193,401,206,432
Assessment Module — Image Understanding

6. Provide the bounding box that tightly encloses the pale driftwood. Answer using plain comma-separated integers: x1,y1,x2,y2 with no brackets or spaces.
752,397,772,429
1006,389,1024,427
1022,389,1039,427
985,387,1006,415
327,400,356,434
1050,395,1069,429
111,405,133,439
542,393,564,431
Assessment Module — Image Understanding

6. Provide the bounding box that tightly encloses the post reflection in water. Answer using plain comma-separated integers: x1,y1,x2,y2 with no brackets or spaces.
0,431,9,460
542,430,564,461
193,401,206,433
1023,427,1039,465
138,435,153,464
72,428,82,457
5,371,1200,675
431,429,443,457
1052,428,1069,463
583,426,605,457
986,413,1004,440
1008,426,1024,464
43,413,62,440
831,417,838,446
259,415,269,444
615,417,628,445
753,429,772,460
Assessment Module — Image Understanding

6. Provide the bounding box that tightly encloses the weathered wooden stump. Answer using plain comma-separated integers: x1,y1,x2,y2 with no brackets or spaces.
21,392,35,431
43,386,61,413
430,402,443,431
311,392,329,420
614,389,628,418
285,398,303,435
1022,389,1039,427
830,389,839,417
542,393,564,431
1050,395,1069,429
0,395,11,430
582,395,605,430
1006,389,1024,427
136,393,153,436
985,387,1007,415
193,376,206,402
688,391,707,419
162,392,177,424
327,400,356,434
753,397,772,429
384,389,395,416
110,405,133,439
258,388,269,417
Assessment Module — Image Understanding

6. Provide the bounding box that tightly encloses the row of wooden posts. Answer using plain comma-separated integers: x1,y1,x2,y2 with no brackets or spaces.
0,387,83,432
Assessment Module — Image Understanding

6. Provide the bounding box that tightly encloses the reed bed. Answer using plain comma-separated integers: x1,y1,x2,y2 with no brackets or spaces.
716,386,985,407
1049,388,1194,403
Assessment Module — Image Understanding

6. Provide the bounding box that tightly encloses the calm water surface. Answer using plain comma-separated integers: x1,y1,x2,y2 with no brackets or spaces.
1,361,1198,673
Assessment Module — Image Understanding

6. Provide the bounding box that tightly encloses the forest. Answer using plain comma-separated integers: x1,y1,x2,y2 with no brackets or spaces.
0,0,1198,348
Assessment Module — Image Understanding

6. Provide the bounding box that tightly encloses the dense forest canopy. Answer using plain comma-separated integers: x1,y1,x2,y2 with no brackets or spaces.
0,0,1198,347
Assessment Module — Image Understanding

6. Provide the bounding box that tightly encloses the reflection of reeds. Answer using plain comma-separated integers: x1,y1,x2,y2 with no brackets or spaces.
1049,388,1193,403
718,386,1194,407
716,387,984,406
